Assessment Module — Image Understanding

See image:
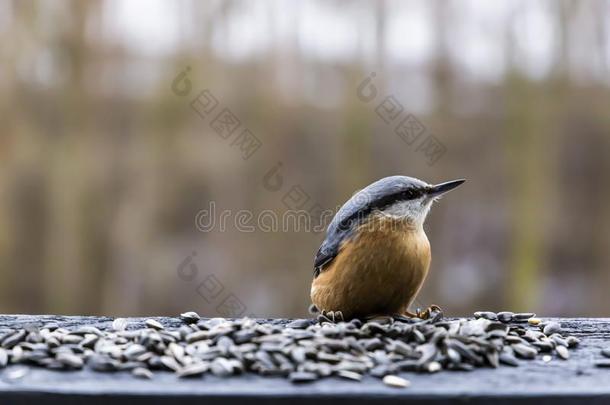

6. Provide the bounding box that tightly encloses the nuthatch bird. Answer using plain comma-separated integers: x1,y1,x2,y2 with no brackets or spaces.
310,176,464,321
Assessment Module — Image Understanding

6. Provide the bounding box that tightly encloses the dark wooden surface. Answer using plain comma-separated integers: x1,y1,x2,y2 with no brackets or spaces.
1,315,609,405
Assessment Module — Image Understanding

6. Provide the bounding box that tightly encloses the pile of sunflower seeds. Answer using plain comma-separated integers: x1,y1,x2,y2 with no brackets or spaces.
0,311,581,386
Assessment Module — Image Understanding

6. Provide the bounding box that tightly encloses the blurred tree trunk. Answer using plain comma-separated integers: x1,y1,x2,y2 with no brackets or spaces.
431,0,452,118
588,1,610,314
341,1,386,194
502,0,578,311
503,75,549,312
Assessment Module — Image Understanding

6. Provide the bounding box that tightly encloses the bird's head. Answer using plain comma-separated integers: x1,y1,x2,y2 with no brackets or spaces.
353,176,465,228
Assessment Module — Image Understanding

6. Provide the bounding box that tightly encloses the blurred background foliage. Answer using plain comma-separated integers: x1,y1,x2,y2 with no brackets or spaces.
1,0,610,317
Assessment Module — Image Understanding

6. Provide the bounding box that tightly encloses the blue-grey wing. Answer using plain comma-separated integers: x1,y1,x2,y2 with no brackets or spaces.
313,190,372,276
313,230,349,278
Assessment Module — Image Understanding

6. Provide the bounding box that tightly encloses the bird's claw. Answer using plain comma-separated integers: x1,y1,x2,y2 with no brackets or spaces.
319,310,344,323
416,304,443,320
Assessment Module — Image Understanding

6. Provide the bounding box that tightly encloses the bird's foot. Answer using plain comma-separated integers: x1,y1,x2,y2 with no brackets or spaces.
319,310,344,323
415,304,443,320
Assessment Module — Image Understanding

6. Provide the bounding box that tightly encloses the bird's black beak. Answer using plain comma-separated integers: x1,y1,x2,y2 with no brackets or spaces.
427,179,465,197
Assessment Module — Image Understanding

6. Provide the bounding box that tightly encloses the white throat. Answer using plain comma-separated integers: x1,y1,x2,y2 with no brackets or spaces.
380,197,433,227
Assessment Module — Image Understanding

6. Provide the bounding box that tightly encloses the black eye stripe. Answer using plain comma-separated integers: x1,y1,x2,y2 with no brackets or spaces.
377,187,425,209
336,187,426,231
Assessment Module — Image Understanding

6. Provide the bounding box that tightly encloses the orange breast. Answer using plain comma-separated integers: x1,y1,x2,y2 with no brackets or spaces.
311,215,431,319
